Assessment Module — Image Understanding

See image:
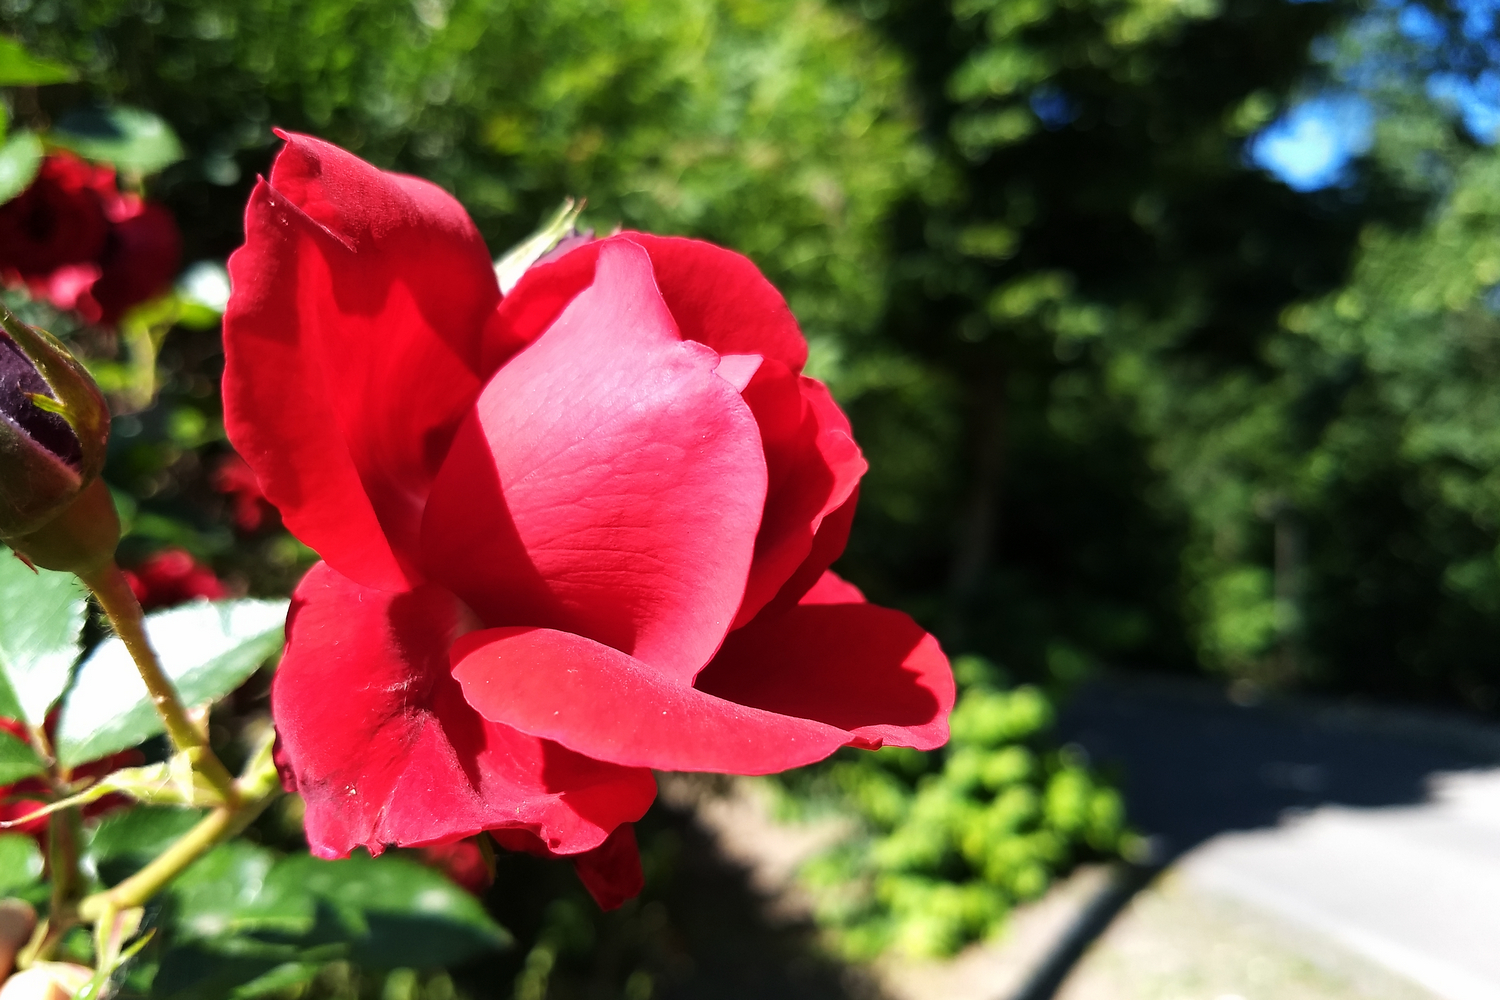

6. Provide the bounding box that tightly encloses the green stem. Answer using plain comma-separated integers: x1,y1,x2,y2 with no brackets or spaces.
77,777,278,923
81,562,239,805
18,810,84,965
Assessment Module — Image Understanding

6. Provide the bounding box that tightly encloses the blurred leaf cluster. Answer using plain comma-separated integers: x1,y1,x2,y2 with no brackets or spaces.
777,655,1125,959
7,0,923,348
72,809,506,1000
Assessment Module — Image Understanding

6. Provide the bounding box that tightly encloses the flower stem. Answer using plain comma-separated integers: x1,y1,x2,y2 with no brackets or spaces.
76,752,280,922
18,809,85,965
80,562,239,805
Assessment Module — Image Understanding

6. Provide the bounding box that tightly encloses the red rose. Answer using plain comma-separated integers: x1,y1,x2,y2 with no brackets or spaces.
212,453,276,532
222,134,953,904
0,154,112,279
90,198,182,324
123,548,227,610
0,153,180,324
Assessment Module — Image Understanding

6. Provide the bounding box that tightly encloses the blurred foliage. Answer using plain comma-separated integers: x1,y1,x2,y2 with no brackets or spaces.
826,0,1382,684
6,0,923,348
776,655,1127,959
825,0,1500,713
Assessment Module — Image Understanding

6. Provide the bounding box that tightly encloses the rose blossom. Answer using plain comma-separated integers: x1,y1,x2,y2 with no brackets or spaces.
222,133,953,907
124,548,228,610
0,153,180,324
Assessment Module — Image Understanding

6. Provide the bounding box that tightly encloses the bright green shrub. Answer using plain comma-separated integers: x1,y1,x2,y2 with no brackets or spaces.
779,655,1129,959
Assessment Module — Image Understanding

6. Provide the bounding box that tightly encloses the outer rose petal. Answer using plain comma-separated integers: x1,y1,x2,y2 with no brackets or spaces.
273,562,655,858
732,365,867,627
423,239,766,682
625,233,808,373
491,824,644,911
223,132,498,590
451,627,853,774
485,233,808,374
761,487,860,612
696,572,953,751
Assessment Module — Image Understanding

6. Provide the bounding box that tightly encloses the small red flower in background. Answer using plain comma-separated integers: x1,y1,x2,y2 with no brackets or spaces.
0,152,180,324
212,453,276,532
419,839,493,897
222,133,953,908
124,548,226,611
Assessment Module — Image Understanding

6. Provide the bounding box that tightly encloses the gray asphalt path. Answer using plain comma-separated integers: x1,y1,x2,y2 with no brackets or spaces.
1058,676,1500,1000
1183,774,1500,1000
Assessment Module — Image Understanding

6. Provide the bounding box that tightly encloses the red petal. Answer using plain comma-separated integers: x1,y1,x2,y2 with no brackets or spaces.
223,133,498,590
571,824,644,910
731,367,866,627
489,824,645,911
272,562,656,858
799,568,866,604
422,239,766,682
761,486,860,613
626,233,808,373
452,626,853,773
482,239,597,374
487,233,808,375
697,577,953,751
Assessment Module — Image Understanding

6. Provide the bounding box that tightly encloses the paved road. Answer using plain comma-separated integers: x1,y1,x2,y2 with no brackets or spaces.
1058,676,1500,1000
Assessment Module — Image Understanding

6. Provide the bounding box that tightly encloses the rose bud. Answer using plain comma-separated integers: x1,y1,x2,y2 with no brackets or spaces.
0,305,118,575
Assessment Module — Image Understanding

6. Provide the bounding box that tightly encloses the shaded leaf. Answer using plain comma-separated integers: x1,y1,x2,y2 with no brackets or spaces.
0,35,76,86
0,547,88,726
86,804,204,887
151,939,323,1000
171,841,307,941
50,106,183,174
0,129,42,205
268,853,511,968
0,724,44,784
56,598,287,767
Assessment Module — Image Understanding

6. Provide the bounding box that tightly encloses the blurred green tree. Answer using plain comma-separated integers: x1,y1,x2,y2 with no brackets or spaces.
8,0,924,355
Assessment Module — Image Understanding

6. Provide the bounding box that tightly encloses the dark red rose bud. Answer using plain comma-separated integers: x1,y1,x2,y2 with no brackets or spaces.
0,306,117,574
0,331,81,468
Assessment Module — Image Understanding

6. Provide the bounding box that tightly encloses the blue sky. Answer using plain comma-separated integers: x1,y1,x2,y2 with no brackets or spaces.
1249,0,1500,191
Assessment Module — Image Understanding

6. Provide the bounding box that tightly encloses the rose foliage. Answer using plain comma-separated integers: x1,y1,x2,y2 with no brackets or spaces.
222,133,954,908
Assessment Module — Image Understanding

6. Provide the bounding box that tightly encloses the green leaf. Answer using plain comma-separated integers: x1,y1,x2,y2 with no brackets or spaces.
0,547,88,726
171,842,299,940
86,805,205,887
268,853,511,968
55,599,288,767
151,850,507,999
494,198,584,293
50,106,184,174
0,36,77,86
0,129,42,205
152,940,323,1000
0,834,43,894
0,724,44,783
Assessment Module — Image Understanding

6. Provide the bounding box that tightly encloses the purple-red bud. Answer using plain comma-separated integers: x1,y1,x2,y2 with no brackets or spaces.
0,305,117,574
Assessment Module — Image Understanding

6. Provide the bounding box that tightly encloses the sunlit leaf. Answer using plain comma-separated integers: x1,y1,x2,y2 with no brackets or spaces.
0,130,42,205
0,547,88,726
0,834,43,894
50,105,184,174
55,598,288,767
0,36,76,86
